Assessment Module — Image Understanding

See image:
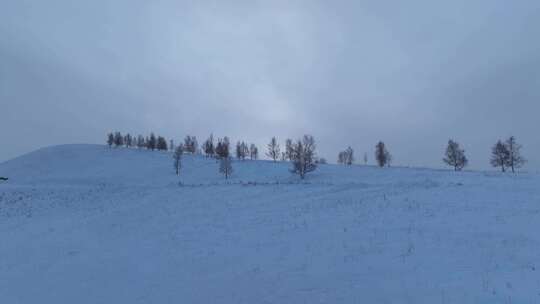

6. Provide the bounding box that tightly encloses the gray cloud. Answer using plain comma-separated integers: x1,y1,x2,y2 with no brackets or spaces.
1,0,539,170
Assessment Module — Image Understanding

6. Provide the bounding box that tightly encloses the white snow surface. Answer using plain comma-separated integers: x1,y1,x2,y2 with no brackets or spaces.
1,144,539,303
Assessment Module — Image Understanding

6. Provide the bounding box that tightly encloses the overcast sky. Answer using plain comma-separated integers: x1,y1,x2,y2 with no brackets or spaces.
1,0,539,170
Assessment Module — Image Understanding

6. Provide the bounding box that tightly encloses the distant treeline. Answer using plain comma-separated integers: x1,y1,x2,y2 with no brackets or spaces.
107,132,173,152
107,132,526,179
107,132,321,179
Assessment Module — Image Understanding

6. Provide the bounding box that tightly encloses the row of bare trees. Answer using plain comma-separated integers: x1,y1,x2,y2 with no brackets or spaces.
172,135,234,178
337,142,391,168
108,132,527,178
202,135,257,160
176,134,320,179
107,132,169,151
337,147,354,165
335,137,525,173
489,136,526,173
107,132,201,153
444,137,525,172
202,134,318,179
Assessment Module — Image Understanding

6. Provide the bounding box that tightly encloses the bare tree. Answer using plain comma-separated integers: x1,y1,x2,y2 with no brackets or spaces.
236,141,248,160
338,151,345,165
136,135,145,149
505,136,526,173
290,135,317,179
215,137,230,158
147,133,157,150
219,157,233,179
128,134,134,147
250,144,258,160
124,134,132,148
173,145,184,175
114,132,124,147
236,141,241,159
203,134,215,158
107,133,114,148
346,147,354,165
242,142,249,159
157,136,168,151
169,139,175,152
338,147,354,165
363,152,368,165
266,137,280,161
443,139,468,171
184,136,198,154
375,141,391,167
490,140,509,172
285,138,293,161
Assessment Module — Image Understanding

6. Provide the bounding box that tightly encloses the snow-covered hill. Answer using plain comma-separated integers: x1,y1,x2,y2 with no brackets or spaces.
1,144,539,303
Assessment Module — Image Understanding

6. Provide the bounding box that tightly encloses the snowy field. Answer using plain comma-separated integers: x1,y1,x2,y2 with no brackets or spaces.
1,144,539,303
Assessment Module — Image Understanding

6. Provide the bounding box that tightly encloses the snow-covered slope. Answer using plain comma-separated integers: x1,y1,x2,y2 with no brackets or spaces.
1,144,539,303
